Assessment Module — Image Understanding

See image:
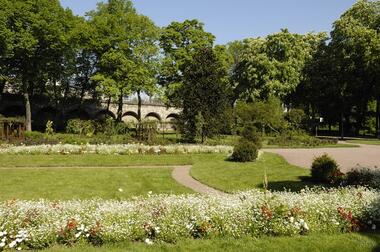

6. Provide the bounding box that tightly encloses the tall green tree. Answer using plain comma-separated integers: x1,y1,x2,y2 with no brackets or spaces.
180,47,230,143
233,30,327,104
1,0,76,130
90,0,159,122
159,19,215,107
330,0,380,137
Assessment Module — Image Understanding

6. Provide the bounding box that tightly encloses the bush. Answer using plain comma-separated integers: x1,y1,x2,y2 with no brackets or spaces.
345,168,380,189
241,125,262,149
268,131,338,147
231,139,259,162
311,154,343,184
66,119,96,136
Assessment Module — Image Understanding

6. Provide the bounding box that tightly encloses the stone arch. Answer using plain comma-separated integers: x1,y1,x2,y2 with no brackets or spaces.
166,113,179,120
122,111,139,123
145,112,161,122
1,105,25,118
95,110,116,120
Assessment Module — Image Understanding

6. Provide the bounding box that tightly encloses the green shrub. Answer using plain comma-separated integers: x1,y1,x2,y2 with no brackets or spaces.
268,131,338,147
311,154,343,184
231,139,259,162
66,119,96,136
241,125,262,148
345,168,380,189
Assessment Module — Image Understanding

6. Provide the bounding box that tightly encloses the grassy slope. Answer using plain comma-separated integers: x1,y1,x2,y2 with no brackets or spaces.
42,233,380,252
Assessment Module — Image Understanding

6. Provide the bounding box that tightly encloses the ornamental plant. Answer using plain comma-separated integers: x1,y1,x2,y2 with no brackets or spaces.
311,154,343,184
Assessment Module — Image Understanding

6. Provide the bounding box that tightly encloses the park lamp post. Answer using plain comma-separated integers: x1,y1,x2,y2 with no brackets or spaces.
315,117,323,137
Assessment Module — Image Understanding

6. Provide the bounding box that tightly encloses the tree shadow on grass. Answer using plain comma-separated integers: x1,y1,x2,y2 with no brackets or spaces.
259,176,334,192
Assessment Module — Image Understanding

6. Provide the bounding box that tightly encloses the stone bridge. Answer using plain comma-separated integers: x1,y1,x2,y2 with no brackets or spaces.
0,93,181,131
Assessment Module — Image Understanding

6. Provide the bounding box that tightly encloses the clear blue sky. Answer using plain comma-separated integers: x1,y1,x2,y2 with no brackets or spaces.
60,0,357,44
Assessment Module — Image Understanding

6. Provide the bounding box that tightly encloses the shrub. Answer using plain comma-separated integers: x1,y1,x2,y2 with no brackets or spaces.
345,168,380,189
311,154,343,184
231,139,259,162
268,131,338,147
241,125,262,149
66,119,96,136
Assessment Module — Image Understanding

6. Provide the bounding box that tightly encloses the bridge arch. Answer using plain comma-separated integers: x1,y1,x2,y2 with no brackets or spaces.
166,113,179,120
122,111,139,122
65,108,90,120
145,112,161,122
95,110,116,120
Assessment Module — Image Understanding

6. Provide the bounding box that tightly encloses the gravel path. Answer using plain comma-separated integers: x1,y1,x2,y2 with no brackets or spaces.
171,166,227,196
266,143,380,172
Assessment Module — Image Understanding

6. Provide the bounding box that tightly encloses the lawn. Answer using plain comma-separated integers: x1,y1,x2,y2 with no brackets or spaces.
191,153,311,192
38,233,380,252
0,152,311,199
0,167,192,200
347,139,380,145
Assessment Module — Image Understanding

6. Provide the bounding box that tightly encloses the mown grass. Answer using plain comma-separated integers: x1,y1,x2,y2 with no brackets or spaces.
347,139,380,145
41,232,380,252
0,153,311,199
0,167,192,200
191,153,311,192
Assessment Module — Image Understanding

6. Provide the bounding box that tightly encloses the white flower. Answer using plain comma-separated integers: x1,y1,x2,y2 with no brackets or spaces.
289,217,294,223
372,224,377,230
75,232,82,238
118,188,123,192
9,241,17,248
17,247,22,251
145,238,153,245
0,242,5,248
303,223,309,231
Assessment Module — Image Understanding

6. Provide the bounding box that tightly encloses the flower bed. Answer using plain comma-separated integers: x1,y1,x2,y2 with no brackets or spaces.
0,144,233,155
0,187,379,250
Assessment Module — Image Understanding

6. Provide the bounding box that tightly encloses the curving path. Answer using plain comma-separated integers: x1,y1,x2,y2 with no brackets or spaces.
265,143,380,173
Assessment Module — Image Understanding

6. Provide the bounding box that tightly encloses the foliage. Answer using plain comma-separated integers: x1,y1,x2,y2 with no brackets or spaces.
45,121,54,136
66,119,96,136
236,98,287,134
345,167,380,189
267,131,338,147
240,125,263,149
0,187,378,250
231,139,259,162
178,47,231,143
311,154,343,184
232,30,327,102
285,109,307,130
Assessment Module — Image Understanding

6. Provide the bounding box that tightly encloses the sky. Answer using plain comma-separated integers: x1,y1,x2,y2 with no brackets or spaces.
60,0,357,45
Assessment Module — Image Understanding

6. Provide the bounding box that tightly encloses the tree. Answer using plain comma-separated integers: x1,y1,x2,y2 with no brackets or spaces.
1,0,76,131
159,20,215,107
233,30,327,104
330,0,380,137
90,0,159,122
180,47,230,143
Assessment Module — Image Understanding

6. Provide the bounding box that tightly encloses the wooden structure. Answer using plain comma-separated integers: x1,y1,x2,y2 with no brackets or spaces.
0,116,26,141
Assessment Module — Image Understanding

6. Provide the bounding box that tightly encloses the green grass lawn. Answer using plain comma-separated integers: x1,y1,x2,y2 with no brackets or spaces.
191,153,311,192
38,232,380,252
347,139,380,145
0,167,192,200
0,152,311,199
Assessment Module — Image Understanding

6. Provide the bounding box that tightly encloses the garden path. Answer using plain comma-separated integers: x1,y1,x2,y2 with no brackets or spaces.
265,143,380,173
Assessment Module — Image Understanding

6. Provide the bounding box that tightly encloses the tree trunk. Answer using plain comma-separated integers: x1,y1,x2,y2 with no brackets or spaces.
117,92,123,122
137,90,142,122
377,96,380,139
0,80,5,104
24,92,32,132
340,112,344,140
